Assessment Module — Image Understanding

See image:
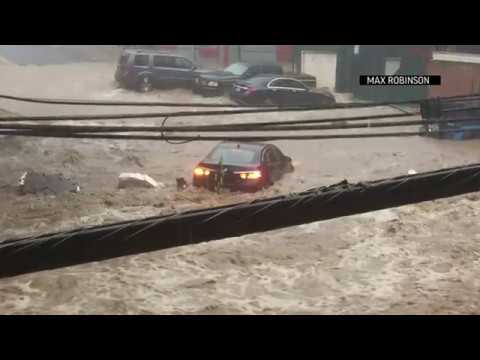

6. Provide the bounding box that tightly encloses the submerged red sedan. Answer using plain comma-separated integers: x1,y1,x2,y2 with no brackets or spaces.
193,142,294,192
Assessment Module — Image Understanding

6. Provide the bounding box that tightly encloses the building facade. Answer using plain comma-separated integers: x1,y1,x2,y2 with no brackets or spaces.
143,45,295,71
123,45,480,101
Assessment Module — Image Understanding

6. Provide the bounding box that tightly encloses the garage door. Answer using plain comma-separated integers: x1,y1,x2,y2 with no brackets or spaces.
301,51,337,90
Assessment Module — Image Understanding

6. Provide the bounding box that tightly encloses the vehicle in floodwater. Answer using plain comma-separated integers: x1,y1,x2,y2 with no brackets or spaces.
193,142,294,192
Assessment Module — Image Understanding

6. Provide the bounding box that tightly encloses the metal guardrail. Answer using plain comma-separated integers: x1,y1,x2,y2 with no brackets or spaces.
421,95,480,139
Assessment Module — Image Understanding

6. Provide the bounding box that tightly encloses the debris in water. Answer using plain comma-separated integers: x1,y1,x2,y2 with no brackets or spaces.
19,171,80,195
176,177,188,191
118,173,159,189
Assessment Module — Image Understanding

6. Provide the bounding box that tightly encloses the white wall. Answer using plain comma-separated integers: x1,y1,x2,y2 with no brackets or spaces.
301,51,337,89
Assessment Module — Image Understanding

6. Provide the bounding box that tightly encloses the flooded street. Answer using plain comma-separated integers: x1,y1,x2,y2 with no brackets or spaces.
1,49,480,314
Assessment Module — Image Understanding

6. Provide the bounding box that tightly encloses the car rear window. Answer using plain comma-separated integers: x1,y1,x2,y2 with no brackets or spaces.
270,78,305,89
204,147,259,165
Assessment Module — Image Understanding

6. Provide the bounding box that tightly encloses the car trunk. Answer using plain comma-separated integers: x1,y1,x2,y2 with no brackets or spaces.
199,162,261,188
232,81,253,95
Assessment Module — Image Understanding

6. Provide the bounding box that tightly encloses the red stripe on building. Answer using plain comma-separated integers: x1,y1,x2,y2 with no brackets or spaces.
276,45,293,62
223,45,229,66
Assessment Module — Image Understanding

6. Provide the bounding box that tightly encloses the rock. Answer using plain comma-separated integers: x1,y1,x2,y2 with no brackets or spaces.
19,172,80,195
118,173,159,189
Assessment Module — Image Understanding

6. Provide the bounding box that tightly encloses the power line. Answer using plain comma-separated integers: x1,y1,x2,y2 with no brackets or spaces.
1,92,479,110
0,93,268,108
0,109,419,124
0,130,436,141
3,94,479,124
0,116,473,134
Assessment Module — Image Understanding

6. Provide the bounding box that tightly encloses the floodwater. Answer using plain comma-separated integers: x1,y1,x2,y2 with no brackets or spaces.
1,51,480,314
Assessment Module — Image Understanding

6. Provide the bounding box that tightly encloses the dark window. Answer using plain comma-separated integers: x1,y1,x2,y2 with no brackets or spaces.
269,79,288,87
264,149,275,163
282,79,306,89
250,66,262,75
265,148,283,163
174,57,193,69
245,77,271,87
204,147,259,165
270,79,305,89
153,56,174,67
270,147,284,162
134,55,150,66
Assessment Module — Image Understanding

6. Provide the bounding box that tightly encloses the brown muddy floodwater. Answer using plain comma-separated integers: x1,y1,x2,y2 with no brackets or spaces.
1,61,480,314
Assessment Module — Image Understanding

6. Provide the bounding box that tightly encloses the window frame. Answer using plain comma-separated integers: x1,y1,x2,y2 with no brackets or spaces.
267,78,307,91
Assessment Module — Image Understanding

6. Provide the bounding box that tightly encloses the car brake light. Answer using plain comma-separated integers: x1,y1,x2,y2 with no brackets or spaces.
245,87,256,95
237,170,262,180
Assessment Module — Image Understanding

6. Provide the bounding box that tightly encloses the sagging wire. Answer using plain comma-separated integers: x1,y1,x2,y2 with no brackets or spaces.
160,116,196,144
0,116,437,133
0,130,428,141
0,106,418,123
1,91,479,109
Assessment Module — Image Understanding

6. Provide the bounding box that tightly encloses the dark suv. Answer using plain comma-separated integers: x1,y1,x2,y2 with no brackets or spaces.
193,62,283,96
114,49,206,92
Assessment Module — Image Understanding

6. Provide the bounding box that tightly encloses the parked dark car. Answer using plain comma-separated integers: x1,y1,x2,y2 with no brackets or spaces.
193,142,294,192
193,62,316,96
230,75,336,106
114,49,210,92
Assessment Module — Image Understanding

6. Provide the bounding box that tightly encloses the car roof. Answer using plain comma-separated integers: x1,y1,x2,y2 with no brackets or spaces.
122,49,180,57
244,74,303,84
215,142,270,152
230,62,281,68
246,74,281,81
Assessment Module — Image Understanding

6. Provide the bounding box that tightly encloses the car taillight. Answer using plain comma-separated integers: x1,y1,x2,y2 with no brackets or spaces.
245,87,256,95
237,170,262,180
